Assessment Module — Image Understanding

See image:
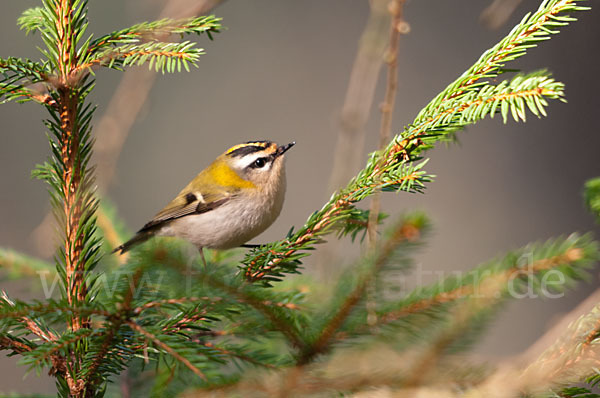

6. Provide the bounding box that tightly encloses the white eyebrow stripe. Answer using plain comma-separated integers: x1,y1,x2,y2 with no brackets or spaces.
232,151,273,169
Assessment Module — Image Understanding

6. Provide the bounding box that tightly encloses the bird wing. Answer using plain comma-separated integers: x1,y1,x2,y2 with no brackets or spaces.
139,187,232,232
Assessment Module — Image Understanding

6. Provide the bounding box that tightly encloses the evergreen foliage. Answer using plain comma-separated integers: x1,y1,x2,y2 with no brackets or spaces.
0,0,598,397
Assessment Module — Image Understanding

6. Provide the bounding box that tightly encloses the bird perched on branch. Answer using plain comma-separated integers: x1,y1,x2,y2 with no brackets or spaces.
113,140,295,260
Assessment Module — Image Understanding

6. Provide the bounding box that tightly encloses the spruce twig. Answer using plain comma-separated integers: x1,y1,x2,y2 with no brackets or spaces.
241,0,581,282
298,215,426,365
0,334,35,355
1,291,58,342
0,248,55,277
203,273,307,350
126,320,208,381
376,238,591,327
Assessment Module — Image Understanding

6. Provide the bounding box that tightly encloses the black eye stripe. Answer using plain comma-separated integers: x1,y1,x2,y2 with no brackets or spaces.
247,156,273,169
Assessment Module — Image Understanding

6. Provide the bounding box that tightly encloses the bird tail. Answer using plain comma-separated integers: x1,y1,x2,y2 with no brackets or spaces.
112,231,153,255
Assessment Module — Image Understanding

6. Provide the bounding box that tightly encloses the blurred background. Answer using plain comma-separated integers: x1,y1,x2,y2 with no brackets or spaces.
0,0,599,394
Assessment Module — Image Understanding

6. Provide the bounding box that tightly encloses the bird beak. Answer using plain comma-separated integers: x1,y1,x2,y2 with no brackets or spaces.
277,141,295,157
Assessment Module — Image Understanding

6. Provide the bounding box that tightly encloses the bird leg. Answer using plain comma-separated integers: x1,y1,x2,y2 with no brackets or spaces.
199,247,207,268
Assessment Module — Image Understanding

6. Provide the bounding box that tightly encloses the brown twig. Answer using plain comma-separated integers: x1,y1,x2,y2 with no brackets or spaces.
327,0,393,193
318,0,393,274
366,0,407,328
481,0,524,30
126,320,208,381
0,334,34,354
51,0,90,336
1,290,58,342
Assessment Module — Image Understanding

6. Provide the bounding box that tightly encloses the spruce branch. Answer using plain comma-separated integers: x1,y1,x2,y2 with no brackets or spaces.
242,164,431,281
86,16,221,55
471,304,600,397
0,291,58,343
200,272,307,350
1,1,226,395
0,248,55,278
402,276,512,387
0,334,35,355
80,268,142,388
18,7,46,35
72,16,221,76
584,177,600,224
132,296,222,315
240,0,583,282
189,232,597,396
26,329,93,371
189,340,278,370
414,0,587,124
0,57,48,81
79,41,205,74
126,320,208,381
0,57,51,104
525,305,600,390
298,214,427,365
375,233,597,328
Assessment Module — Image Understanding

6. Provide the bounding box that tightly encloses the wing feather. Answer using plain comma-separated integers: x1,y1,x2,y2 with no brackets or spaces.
139,189,232,232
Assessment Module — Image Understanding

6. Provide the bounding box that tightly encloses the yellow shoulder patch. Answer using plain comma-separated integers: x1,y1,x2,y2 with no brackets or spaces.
207,161,255,189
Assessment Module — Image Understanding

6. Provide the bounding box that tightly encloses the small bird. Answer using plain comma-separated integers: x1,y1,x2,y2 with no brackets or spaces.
113,140,295,258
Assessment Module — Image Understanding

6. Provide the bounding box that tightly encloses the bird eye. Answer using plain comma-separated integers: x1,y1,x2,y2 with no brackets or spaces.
253,157,267,168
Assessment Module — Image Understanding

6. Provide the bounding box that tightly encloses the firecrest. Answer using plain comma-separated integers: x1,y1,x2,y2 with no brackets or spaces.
114,140,295,255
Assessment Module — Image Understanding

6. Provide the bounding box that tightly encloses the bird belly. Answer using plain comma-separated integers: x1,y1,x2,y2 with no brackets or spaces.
157,191,284,249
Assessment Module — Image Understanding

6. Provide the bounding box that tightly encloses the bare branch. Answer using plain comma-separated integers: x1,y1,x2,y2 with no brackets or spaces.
366,0,408,327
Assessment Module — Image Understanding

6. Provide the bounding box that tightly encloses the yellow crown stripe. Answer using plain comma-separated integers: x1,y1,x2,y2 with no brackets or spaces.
225,141,270,155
